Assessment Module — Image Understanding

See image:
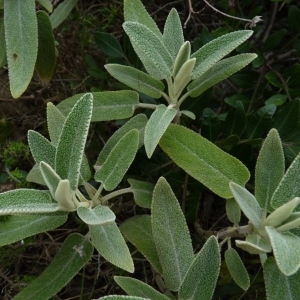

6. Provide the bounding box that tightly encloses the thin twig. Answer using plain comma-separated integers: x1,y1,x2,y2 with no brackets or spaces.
262,2,278,43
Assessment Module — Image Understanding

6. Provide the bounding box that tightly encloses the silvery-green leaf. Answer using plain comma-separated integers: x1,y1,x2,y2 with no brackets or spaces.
225,248,250,291
97,114,147,166
271,151,300,210
0,212,67,246
89,222,134,273
163,8,184,59
77,205,115,225
114,276,169,300
127,179,154,209
95,129,139,191
124,0,162,39
26,163,46,185
173,41,191,77
235,235,272,254
55,93,92,190
179,236,220,300
54,179,77,211
95,297,149,300
159,124,250,199
229,182,263,229
188,54,257,98
36,0,53,12
276,212,300,232
191,30,253,79
151,177,194,291
263,257,300,300
105,64,164,98
4,0,37,98
57,91,139,122
145,104,177,158
180,110,196,120
119,215,162,273
226,198,241,224
13,233,93,300
255,129,284,212
265,226,300,276
123,22,173,79
49,0,77,29
40,161,61,199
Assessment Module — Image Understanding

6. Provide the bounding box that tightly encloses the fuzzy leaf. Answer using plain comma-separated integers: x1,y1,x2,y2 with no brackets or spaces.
95,129,139,191
13,233,93,300
36,0,53,12
276,212,300,232
225,101,246,137
96,297,149,300
105,64,164,98
120,215,162,273
179,236,220,300
55,93,92,190
226,198,241,224
123,22,173,79
151,177,194,291
188,54,257,98
26,163,46,185
49,0,77,29
0,213,67,246
95,32,124,58
127,179,154,209
255,129,284,212
173,41,191,77
144,104,177,158
4,0,38,98
225,248,250,291
191,30,253,79
159,124,250,199
77,205,115,225
89,222,134,273
235,234,272,254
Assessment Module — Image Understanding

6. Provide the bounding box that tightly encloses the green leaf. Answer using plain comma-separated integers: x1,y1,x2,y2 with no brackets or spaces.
4,0,38,98
96,297,149,300
201,108,220,142
179,236,220,300
265,94,287,106
151,177,194,291
225,248,250,291
55,93,93,190
97,114,147,165
0,18,6,67
77,205,115,225
127,179,154,209
57,91,139,122
105,64,164,98
191,30,253,79
235,234,272,254
188,54,257,98
276,212,300,232
36,0,53,12
288,5,300,33
173,41,191,77
163,8,184,59
225,101,246,136
263,29,287,52
114,276,169,300
95,32,124,58
0,213,67,246
13,233,93,300
229,182,263,229
95,129,139,191
264,257,300,300
226,198,241,224
255,129,284,212
26,163,46,185
123,22,173,79
49,0,77,29
89,222,134,273
119,215,162,273
144,104,177,158
159,124,250,199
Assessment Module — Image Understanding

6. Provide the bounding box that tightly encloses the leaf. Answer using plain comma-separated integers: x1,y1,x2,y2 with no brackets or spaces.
255,129,284,212
179,236,220,300
201,108,221,142
77,205,115,225
95,297,149,300
0,18,6,67
55,93,93,190
159,124,250,199
191,30,253,79
127,179,154,209
114,276,169,300
49,0,77,29
276,212,300,232
265,94,287,106
119,215,162,273
163,8,184,59
123,21,173,79
225,248,250,291
226,198,241,224
0,213,67,247
57,91,139,122
173,41,191,77
229,182,263,229
188,54,257,98
236,235,272,255
95,32,124,58
4,0,38,98
13,233,93,300
264,257,300,300
89,222,134,273
26,163,46,185
105,64,164,98
265,226,300,276
288,6,300,33
36,0,53,12
144,104,177,158
94,129,139,191
263,29,287,52
151,177,194,291
225,101,246,136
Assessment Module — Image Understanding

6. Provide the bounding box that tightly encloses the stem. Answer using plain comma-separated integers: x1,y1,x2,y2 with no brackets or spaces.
177,90,191,107
92,184,104,207
101,187,133,203
136,103,158,110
